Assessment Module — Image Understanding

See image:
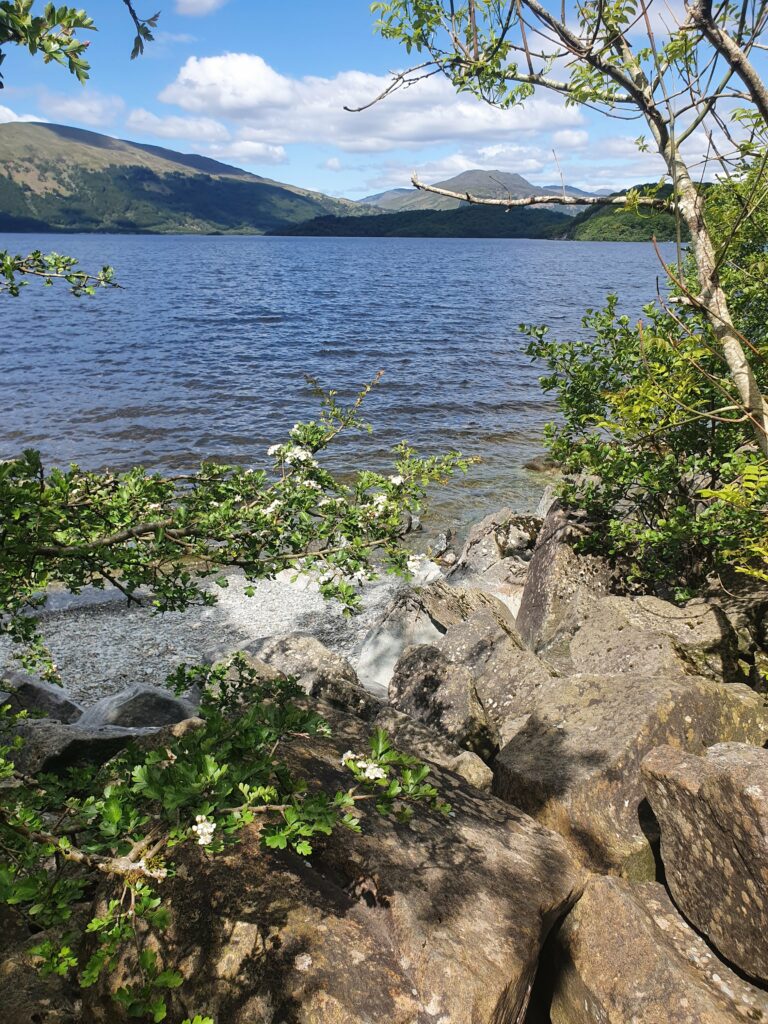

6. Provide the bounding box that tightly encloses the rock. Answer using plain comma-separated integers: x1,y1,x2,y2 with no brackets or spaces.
642,742,768,981
77,685,195,730
430,529,455,559
447,509,540,607
516,504,615,652
389,644,492,757
246,633,379,719
355,579,516,697
548,875,768,1024
371,706,493,790
0,670,83,723
84,706,584,1024
389,613,557,757
524,454,558,472
0,918,81,1024
493,673,768,877
544,593,743,681
440,613,558,747
13,719,154,774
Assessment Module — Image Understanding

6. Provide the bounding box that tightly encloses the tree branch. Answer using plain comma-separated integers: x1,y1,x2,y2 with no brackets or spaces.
410,175,671,209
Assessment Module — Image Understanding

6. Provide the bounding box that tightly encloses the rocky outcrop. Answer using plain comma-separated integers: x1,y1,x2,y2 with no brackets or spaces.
549,875,768,1023
642,742,768,981
355,579,516,696
0,671,83,723
493,673,768,876
0,914,80,1024
446,508,540,611
246,634,379,719
544,593,742,681
389,644,492,756
516,504,615,652
389,613,557,757
83,706,584,1024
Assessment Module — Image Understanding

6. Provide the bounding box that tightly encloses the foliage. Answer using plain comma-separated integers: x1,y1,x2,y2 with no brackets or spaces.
524,157,768,596
0,1,157,85
0,248,116,295
0,377,468,679
270,203,572,238
0,655,450,1022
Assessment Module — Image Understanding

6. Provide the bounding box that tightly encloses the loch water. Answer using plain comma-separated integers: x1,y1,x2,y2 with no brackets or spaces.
0,233,674,532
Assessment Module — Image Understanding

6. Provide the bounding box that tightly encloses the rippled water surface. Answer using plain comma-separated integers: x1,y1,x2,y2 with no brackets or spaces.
0,234,672,531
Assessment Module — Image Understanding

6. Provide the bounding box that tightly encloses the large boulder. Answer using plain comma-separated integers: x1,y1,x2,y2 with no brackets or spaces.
355,579,516,696
642,742,768,982
83,707,584,1024
246,634,379,719
0,670,83,723
493,673,768,877
545,593,742,681
389,613,557,757
516,504,615,652
77,685,195,729
548,875,768,1024
0,917,81,1024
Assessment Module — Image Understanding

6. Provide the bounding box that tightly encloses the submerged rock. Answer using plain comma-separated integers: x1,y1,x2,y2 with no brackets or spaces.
643,742,768,982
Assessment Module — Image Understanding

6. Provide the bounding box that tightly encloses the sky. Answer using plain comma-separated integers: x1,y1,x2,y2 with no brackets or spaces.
0,0,750,198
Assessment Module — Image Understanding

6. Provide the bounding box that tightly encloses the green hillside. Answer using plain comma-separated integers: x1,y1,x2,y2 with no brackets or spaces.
269,204,571,238
0,123,368,234
562,188,688,241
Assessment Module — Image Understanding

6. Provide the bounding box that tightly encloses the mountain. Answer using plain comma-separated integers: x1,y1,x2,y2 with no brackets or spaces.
359,169,601,216
269,204,571,239
0,123,370,234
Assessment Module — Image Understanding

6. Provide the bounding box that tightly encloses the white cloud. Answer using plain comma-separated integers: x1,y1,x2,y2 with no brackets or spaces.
324,156,343,171
159,53,583,153
207,139,287,165
175,0,228,14
39,89,124,127
0,104,42,124
552,128,588,150
126,108,230,143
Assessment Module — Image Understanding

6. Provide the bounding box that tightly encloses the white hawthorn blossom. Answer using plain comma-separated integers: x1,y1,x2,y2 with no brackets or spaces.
267,444,281,457
191,814,216,846
340,751,387,781
388,475,404,486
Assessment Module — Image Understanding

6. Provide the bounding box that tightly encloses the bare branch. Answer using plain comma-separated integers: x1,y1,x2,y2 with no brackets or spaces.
410,175,671,208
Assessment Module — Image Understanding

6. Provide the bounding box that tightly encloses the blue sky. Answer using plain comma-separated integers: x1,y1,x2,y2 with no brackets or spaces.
0,0,741,197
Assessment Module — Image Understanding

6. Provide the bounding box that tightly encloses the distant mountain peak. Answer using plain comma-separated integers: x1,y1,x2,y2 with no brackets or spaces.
357,168,609,214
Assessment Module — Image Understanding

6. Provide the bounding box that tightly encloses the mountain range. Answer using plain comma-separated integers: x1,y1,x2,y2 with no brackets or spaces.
0,122,679,241
0,122,368,234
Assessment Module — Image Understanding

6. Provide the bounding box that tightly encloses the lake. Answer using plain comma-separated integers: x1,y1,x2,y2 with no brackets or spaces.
0,234,673,534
